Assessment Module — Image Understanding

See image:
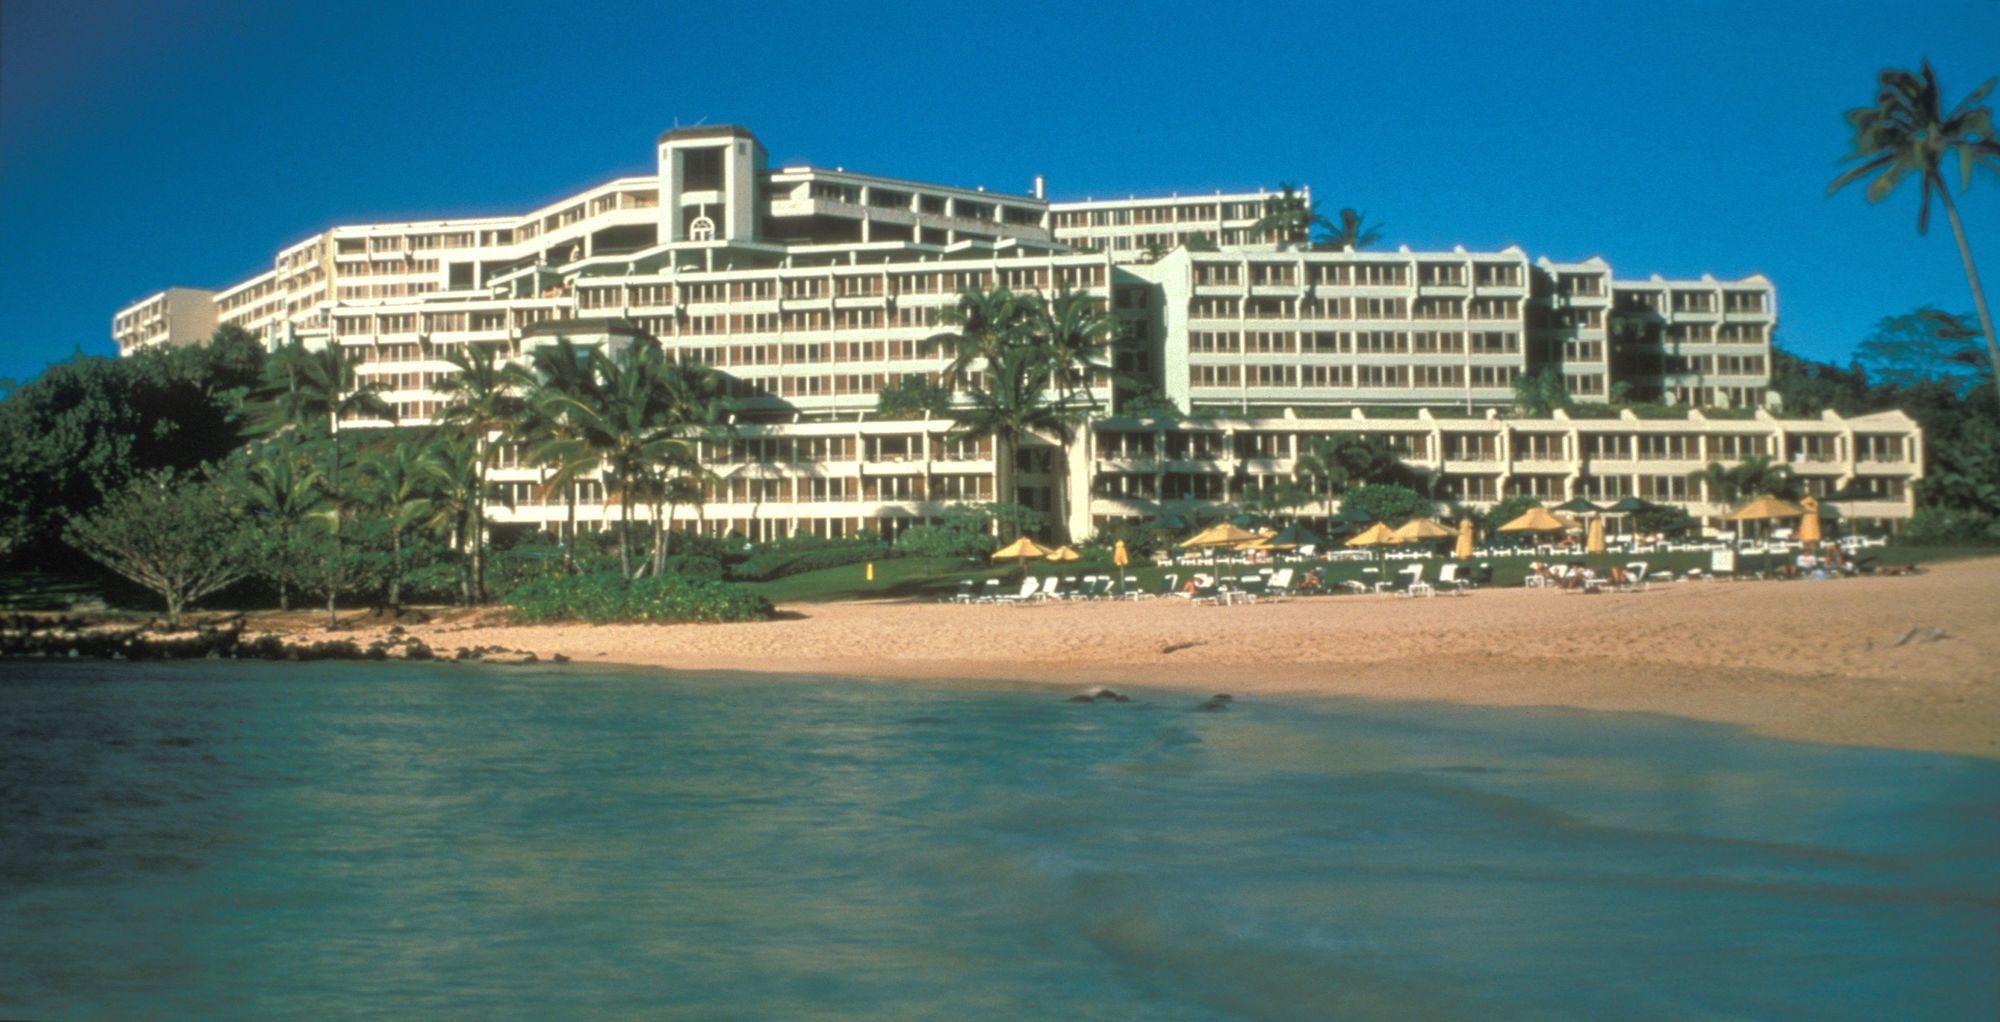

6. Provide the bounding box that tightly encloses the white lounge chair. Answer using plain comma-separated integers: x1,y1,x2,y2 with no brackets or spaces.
1435,563,1470,594
1392,564,1434,597
1001,577,1041,603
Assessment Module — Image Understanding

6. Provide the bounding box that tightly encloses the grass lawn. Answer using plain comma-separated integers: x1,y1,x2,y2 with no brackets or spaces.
743,545,1997,604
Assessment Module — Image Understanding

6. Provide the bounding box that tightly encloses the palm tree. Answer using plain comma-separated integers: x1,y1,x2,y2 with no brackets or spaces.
1033,288,1117,541
231,434,326,611
1831,61,2000,382
509,338,598,576
1316,208,1386,252
557,341,705,578
355,440,434,609
929,284,1035,385
1248,182,1325,249
954,344,1071,535
433,344,521,601
1688,454,1800,506
1293,433,1405,518
420,434,485,605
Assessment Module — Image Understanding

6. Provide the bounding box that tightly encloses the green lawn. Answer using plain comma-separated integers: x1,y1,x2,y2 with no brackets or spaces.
743,545,1998,604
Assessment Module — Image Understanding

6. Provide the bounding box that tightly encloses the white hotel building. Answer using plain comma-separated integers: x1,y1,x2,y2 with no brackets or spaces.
115,126,1922,541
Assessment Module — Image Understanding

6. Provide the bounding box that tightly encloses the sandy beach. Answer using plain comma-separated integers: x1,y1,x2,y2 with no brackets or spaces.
312,555,2000,759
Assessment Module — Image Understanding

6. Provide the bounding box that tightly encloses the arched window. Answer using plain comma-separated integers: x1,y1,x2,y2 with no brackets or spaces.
689,215,715,241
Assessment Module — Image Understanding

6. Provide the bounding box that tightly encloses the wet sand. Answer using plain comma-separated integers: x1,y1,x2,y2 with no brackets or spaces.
321,556,2000,758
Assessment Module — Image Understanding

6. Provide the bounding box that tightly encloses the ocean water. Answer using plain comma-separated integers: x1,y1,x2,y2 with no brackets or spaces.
2,660,1995,1021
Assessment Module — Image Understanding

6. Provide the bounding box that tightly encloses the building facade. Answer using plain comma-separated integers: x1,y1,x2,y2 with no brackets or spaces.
114,126,1921,540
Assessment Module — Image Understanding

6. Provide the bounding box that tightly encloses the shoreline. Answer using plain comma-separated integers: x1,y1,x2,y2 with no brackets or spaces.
11,557,1997,759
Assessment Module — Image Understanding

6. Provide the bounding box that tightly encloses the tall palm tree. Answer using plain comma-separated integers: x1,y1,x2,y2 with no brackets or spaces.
420,433,485,605
1033,288,1117,541
509,338,598,576
1293,433,1405,518
231,434,326,611
557,341,703,578
1831,60,2000,382
1688,454,1800,506
1247,182,1325,249
929,284,1035,385
954,344,1071,535
433,344,521,601
1316,208,1386,252
356,440,434,609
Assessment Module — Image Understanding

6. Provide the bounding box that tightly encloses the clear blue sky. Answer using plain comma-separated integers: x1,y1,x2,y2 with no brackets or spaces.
2,0,1995,385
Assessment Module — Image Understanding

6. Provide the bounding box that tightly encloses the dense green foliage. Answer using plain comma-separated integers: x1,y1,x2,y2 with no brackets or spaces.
1337,484,1433,527
63,470,259,626
507,572,773,624
0,328,263,562
730,535,887,582
874,374,956,419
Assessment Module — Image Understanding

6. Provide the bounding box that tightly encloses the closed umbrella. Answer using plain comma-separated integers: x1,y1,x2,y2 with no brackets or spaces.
1797,497,1823,547
1454,518,1475,560
1585,516,1606,555
1112,540,1130,596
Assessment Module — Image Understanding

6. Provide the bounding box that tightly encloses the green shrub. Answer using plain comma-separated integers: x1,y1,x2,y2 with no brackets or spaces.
660,554,724,580
1902,507,2000,545
508,572,775,624
730,536,886,581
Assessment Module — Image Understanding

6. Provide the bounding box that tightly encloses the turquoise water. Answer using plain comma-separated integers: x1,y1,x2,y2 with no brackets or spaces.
2,661,1996,1020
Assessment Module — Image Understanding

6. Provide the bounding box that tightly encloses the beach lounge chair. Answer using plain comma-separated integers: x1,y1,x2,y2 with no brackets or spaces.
1120,575,1144,600
1621,561,1649,591
1001,577,1041,603
1341,567,1379,594
1232,574,1268,604
1267,568,1295,598
952,580,977,603
1159,573,1180,598
1038,576,1065,602
1391,564,1434,598
1434,563,1470,594
976,578,1005,603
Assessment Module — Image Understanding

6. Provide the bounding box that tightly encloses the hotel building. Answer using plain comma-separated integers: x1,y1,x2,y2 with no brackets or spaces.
114,126,1922,540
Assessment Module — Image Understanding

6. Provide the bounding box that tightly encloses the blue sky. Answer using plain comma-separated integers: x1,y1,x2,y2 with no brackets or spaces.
1,0,1995,385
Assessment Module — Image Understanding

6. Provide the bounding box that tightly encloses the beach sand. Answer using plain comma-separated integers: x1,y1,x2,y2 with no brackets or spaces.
344,557,2000,758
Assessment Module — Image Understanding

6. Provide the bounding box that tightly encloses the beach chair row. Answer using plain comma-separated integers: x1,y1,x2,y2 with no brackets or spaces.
953,575,1146,604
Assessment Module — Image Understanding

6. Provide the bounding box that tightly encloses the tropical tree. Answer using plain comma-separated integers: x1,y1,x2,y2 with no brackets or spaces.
1687,454,1801,505
1293,433,1409,517
420,433,487,604
1034,287,1119,540
1248,182,1324,248
929,284,1035,382
557,341,708,578
433,344,521,601
1316,208,1386,252
64,470,258,628
228,434,326,611
954,344,1070,537
355,439,435,609
1830,60,2000,383
509,338,599,576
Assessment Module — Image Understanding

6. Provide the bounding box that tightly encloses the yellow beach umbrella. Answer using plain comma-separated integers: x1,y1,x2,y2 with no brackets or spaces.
1454,518,1475,560
1045,545,1082,562
1178,523,1259,549
1585,515,1606,555
991,536,1051,561
1344,522,1402,548
1497,507,1567,534
1797,497,1823,546
1112,540,1130,568
1727,495,1805,522
1391,517,1456,542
